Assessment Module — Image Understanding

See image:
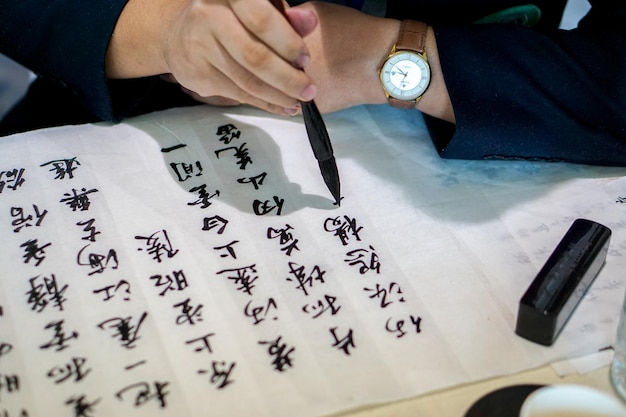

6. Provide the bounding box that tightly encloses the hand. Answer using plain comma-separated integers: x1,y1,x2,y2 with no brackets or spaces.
107,0,319,115
294,2,454,122
292,2,400,113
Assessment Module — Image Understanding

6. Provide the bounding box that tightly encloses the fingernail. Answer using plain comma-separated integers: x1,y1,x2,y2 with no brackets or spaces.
283,107,300,116
295,53,310,69
300,84,317,102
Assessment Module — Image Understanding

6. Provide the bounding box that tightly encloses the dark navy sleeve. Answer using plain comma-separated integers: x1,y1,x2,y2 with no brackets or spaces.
393,0,626,166
0,0,157,122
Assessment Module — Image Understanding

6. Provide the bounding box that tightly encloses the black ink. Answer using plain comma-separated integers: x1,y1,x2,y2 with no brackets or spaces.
93,280,131,302
202,215,228,234
188,184,220,208
26,274,68,312
364,282,405,308
258,335,295,372
324,215,363,246
11,205,48,233
76,218,101,242
115,381,169,408
345,245,381,274
330,327,356,355
97,312,147,350
286,262,325,296
216,265,258,295
170,161,203,182
302,295,341,319
216,124,241,144
173,298,203,326
135,230,179,263
20,239,51,266
237,172,267,190
213,240,239,259
47,357,91,384
40,157,80,180
215,143,252,170
40,320,79,352
161,144,187,153
185,333,215,354
76,244,119,275
150,270,188,296
65,394,100,417
0,168,26,193
244,298,278,325
253,196,284,216
60,187,98,211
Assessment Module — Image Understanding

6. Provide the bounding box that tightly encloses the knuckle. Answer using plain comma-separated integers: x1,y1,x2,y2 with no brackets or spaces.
241,41,272,68
245,8,273,34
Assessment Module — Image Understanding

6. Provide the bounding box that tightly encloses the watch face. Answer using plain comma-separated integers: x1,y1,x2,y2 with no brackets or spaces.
380,51,430,101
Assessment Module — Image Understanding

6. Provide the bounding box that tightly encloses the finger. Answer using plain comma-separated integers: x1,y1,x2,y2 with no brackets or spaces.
182,50,303,116
213,24,317,103
285,7,318,38
229,0,311,69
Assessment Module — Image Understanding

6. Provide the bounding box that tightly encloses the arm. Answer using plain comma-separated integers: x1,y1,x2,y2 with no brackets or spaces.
299,0,626,166
107,0,320,115
0,0,320,123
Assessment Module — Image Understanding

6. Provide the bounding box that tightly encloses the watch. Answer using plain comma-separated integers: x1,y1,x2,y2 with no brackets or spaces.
379,20,431,109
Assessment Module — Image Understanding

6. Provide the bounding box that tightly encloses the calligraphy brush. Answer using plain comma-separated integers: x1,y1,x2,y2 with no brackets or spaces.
269,0,341,206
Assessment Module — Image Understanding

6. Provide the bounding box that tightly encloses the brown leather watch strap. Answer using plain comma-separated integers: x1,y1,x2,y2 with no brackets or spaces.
396,20,428,55
389,97,418,109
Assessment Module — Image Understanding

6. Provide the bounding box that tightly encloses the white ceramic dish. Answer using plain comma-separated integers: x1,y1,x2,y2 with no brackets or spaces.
519,384,626,417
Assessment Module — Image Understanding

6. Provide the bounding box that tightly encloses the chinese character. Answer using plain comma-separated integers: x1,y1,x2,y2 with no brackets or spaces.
135,230,179,262
40,157,80,179
202,215,228,234
93,280,131,302
65,394,100,417
150,270,188,296
324,215,363,246
259,336,295,372
286,262,326,296
47,357,91,384
97,312,147,350
216,265,258,295
20,239,51,266
0,168,25,193
26,274,68,312
76,218,101,242
253,196,284,216
198,361,236,389
267,224,299,255
385,315,422,338
213,240,239,259
344,245,381,274
39,320,79,352
364,282,405,308
237,172,267,189
115,381,169,408
302,295,341,319
188,184,220,208
216,123,241,144
10,205,48,233
170,161,203,182
244,298,278,325
185,333,215,354
215,143,252,169
60,187,98,211
330,327,356,355
173,298,203,326
76,244,119,275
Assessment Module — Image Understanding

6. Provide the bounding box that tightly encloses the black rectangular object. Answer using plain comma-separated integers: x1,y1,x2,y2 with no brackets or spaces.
515,218,611,346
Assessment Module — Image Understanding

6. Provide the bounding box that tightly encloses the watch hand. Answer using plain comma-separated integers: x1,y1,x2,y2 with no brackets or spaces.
393,65,408,77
